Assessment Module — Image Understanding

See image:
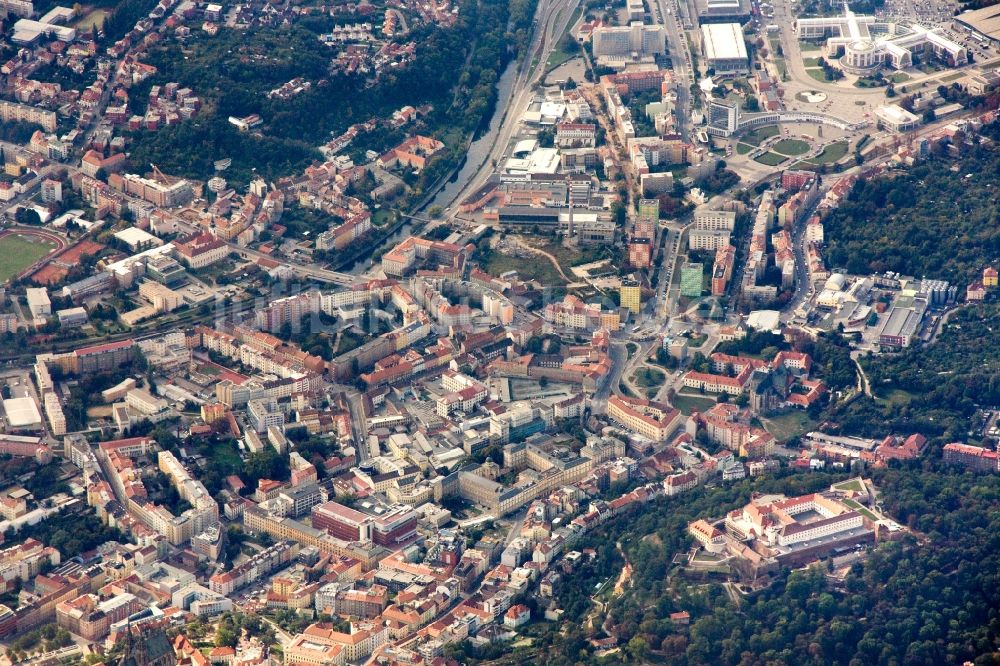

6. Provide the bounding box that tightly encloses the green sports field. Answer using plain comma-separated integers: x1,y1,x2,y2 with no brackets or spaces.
0,233,57,283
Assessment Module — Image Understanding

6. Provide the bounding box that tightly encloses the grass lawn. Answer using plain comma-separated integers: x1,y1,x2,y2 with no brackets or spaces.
875,387,917,405
634,367,665,388
671,392,717,415
372,209,396,226
772,138,811,156
802,57,821,67
939,72,964,83
73,8,109,29
0,233,57,283
834,478,864,492
736,142,753,155
843,498,878,520
546,7,583,69
335,329,368,355
805,140,849,165
210,440,243,473
546,45,579,70
754,151,788,166
483,252,565,285
741,125,779,146
193,259,239,285
806,68,831,83
890,72,912,83
799,41,822,52
854,76,888,88
773,58,789,81
693,552,723,563
762,410,816,441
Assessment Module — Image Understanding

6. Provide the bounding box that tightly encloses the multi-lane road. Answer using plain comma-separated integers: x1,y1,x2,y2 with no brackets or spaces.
442,0,581,217
653,0,694,141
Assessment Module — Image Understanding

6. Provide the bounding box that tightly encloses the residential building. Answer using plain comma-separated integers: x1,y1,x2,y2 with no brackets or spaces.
942,442,999,473
620,280,641,314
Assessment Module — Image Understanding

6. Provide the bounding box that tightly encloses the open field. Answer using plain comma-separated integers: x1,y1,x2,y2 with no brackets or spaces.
772,139,811,156
0,233,58,283
671,392,717,415
754,151,788,166
538,242,607,276
763,410,816,441
799,41,822,52
483,252,565,285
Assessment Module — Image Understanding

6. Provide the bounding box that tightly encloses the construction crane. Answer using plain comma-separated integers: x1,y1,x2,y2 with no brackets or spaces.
150,163,168,183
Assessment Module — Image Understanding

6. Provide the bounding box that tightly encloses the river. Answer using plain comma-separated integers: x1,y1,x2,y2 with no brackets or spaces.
343,59,520,275
344,221,414,275
423,59,519,212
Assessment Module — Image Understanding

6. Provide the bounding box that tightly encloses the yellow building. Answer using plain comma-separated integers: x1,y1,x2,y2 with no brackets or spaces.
984,266,998,288
620,281,641,314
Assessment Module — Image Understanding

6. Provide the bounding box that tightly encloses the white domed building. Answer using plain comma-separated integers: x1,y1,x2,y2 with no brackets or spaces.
796,4,965,75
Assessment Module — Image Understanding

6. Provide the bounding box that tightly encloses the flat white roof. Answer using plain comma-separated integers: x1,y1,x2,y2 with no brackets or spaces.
3,397,42,427
513,139,538,156
25,287,50,306
539,101,566,120
701,23,748,61
114,227,163,249
746,310,781,331
105,243,175,276
876,104,918,123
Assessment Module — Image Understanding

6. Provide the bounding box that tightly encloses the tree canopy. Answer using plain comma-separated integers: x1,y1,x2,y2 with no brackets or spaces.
824,138,1000,285
476,468,1000,666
